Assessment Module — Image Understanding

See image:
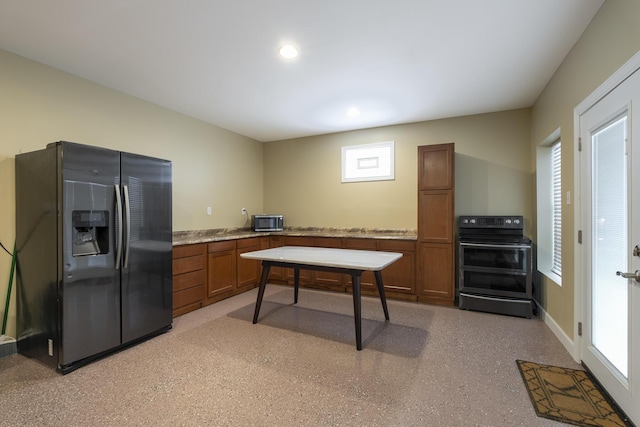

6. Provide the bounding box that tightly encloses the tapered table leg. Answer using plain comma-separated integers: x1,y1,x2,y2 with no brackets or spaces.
294,268,300,304
252,262,272,324
351,273,362,350
374,270,390,320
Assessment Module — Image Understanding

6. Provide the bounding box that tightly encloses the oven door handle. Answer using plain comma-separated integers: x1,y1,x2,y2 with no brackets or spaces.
459,242,531,249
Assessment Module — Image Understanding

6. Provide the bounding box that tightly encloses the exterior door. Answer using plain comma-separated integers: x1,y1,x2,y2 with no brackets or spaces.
579,67,640,424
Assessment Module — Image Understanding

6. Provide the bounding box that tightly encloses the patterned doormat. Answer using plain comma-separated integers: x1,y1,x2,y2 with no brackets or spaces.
516,360,632,426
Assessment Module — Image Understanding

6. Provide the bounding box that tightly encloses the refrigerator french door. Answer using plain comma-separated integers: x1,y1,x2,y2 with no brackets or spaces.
16,141,172,373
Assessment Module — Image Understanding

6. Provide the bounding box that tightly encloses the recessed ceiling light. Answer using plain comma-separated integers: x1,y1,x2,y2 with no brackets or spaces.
278,44,298,59
347,107,360,117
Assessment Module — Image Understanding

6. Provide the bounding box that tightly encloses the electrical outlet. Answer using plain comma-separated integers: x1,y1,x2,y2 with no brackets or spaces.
241,208,247,215
207,206,212,215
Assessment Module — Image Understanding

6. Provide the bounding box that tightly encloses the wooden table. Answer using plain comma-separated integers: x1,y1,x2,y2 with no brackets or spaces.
240,246,403,350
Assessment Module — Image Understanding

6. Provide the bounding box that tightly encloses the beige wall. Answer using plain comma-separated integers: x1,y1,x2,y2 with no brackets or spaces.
0,49,264,337
530,0,640,337
264,108,533,233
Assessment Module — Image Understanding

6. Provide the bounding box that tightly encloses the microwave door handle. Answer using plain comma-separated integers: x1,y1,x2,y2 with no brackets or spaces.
115,184,123,269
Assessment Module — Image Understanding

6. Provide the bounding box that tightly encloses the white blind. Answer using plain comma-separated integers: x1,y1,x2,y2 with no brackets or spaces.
551,141,562,276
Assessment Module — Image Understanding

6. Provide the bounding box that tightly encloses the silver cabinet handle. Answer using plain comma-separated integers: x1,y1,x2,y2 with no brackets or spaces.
616,270,640,282
115,184,123,269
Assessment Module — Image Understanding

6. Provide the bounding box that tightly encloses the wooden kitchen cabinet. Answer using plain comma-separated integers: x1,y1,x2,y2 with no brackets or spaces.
378,240,416,298
268,235,286,283
342,238,416,300
172,244,206,317
417,243,454,302
343,238,376,292
419,142,454,190
236,237,263,291
417,143,455,306
207,240,236,299
309,237,344,291
284,236,313,285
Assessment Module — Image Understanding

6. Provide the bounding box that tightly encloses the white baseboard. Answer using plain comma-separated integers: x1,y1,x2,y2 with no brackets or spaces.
536,300,579,362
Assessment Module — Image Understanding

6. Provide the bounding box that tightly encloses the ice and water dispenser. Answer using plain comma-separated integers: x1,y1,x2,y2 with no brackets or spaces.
71,210,109,256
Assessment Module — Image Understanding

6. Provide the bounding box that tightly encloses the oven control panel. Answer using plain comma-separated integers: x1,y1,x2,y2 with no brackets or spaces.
459,216,524,229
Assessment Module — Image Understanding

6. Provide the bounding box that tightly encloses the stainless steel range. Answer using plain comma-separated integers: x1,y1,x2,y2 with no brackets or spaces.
457,215,533,318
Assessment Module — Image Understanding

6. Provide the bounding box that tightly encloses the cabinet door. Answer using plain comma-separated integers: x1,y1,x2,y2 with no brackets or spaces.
284,236,313,284
207,241,236,297
417,243,454,302
378,240,415,294
418,143,454,190
236,238,261,290
418,190,453,243
311,237,344,290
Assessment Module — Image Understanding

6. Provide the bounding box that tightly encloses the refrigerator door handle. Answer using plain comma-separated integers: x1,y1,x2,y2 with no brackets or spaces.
115,184,123,269
123,184,131,269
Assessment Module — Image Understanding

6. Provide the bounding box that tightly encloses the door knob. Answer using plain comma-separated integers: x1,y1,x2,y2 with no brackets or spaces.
616,270,640,282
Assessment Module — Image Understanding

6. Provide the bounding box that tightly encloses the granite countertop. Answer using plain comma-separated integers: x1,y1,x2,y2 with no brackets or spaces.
172,227,417,246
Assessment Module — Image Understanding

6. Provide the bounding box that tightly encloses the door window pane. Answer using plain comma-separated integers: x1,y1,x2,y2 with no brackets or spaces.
591,115,628,377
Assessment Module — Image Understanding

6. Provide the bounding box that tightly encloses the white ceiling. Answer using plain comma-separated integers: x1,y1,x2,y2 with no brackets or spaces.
0,0,604,142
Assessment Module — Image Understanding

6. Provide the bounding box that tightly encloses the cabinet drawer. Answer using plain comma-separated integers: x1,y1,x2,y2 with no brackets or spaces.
208,240,236,253
237,237,260,249
173,285,204,309
377,240,415,252
173,269,204,292
173,244,205,259
173,254,204,275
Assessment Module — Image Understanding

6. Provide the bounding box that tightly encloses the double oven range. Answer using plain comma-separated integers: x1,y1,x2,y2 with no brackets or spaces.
457,216,533,318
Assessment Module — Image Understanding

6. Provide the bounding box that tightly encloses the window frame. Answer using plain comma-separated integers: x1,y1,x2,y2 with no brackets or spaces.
536,130,563,286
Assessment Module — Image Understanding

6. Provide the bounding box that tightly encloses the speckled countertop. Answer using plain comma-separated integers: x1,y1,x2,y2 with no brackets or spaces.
172,227,417,246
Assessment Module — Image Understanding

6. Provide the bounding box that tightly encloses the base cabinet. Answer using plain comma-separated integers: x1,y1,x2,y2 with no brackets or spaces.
268,236,286,283
417,242,454,304
236,237,263,291
309,238,345,291
378,240,416,298
172,244,206,317
343,238,377,292
172,235,418,318
284,236,313,285
207,241,236,299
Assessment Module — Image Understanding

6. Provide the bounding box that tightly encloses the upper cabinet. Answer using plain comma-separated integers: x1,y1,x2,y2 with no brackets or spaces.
418,143,455,190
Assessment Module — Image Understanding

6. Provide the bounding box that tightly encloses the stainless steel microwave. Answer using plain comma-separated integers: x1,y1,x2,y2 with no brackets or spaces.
251,214,284,232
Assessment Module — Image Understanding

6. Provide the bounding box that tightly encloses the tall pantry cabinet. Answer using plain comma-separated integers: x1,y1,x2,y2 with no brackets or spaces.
417,143,455,306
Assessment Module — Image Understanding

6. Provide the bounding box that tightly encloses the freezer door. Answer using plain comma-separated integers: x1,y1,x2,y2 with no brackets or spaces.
120,152,172,343
60,142,122,367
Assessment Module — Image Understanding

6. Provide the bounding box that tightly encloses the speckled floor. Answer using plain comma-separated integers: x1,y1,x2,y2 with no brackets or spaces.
0,285,578,426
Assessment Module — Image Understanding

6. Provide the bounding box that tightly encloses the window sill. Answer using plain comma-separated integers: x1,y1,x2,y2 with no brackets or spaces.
539,269,562,287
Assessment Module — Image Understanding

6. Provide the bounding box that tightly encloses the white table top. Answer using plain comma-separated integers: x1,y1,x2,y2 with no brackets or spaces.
240,246,402,271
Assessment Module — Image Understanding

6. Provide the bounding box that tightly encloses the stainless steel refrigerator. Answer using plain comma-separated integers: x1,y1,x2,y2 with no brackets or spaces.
16,141,172,373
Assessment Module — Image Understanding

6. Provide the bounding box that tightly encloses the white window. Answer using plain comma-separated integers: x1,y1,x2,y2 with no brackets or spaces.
536,130,562,285
341,141,394,183
550,141,562,277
